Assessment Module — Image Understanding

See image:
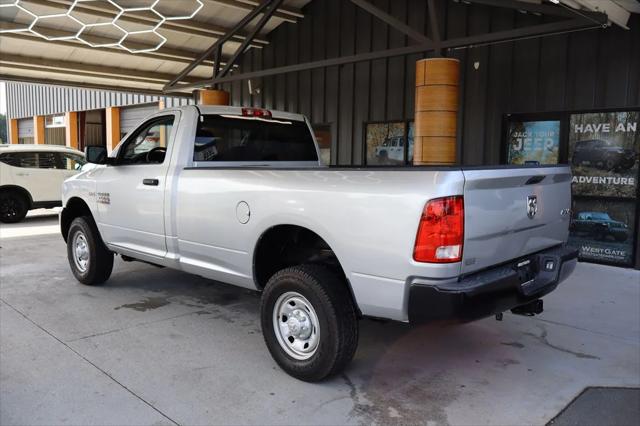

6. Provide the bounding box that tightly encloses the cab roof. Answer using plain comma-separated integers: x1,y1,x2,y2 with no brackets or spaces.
192,105,307,122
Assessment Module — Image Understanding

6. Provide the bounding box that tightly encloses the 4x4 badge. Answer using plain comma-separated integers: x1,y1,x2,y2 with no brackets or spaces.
527,195,538,219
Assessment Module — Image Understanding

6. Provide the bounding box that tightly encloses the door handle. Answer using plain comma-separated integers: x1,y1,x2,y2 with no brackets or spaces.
143,178,159,186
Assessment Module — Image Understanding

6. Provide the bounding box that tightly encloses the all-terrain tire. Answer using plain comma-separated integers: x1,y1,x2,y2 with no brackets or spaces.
260,264,358,382
67,216,114,285
0,191,28,223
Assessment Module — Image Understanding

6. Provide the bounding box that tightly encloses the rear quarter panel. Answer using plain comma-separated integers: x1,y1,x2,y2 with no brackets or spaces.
173,168,465,320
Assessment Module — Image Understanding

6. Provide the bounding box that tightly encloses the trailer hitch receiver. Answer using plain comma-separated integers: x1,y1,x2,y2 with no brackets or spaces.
511,299,543,316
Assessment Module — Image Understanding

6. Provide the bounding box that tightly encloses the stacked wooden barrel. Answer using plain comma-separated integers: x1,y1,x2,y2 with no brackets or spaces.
413,58,460,165
199,89,230,105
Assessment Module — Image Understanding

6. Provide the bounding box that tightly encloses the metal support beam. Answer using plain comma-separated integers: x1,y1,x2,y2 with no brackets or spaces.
438,18,601,48
0,54,202,85
427,0,442,56
349,0,432,44
1,32,231,68
464,0,608,24
169,17,601,92
203,0,303,23
217,0,284,78
164,0,278,90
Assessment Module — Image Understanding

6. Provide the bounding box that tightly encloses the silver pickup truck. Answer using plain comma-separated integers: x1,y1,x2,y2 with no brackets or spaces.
61,105,578,381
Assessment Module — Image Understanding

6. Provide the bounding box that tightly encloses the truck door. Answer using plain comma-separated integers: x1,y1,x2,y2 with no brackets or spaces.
95,113,177,258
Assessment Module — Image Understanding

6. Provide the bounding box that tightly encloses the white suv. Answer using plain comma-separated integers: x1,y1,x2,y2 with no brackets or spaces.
0,144,86,223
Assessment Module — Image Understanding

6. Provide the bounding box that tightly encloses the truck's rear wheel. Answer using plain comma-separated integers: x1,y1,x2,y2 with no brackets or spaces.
0,191,28,223
260,264,358,382
67,216,113,285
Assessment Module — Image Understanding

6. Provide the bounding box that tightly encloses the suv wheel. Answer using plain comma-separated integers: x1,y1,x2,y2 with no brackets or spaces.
260,264,358,382
0,191,28,223
67,216,114,285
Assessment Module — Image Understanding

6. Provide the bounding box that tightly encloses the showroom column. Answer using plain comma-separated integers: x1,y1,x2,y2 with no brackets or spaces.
198,89,230,105
413,58,460,165
33,116,45,144
105,107,120,154
65,112,79,150
9,119,18,144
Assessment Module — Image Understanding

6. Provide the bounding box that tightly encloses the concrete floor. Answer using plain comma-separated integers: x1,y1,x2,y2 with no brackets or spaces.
1,211,639,426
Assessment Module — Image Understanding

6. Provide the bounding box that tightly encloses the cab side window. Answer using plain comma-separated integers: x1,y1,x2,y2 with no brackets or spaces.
119,116,175,165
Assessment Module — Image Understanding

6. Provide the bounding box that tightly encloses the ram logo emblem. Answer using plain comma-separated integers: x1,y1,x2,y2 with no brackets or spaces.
527,195,538,219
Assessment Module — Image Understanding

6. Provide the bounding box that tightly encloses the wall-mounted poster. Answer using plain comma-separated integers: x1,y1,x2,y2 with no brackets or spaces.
568,198,636,266
569,111,639,198
365,122,407,165
312,124,332,165
407,121,415,164
506,120,560,165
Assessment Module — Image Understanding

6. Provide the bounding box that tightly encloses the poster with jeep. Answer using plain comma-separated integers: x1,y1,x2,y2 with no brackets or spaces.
569,111,639,198
507,120,560,165
365,122,407,165
568,198,636,266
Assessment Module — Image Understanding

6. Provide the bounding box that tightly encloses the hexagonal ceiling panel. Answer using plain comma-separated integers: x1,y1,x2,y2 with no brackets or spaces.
153,0,203,21
30,14,84,40
0,3,37,33
119,29,166,53
110,0,158,10
77,22,126,47
113,8,163,33
69,0,121,25
1,0,202,53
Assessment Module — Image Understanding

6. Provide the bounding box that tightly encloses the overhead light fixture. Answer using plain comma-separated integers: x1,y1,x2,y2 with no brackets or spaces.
549,0,560,4
0,0,204,54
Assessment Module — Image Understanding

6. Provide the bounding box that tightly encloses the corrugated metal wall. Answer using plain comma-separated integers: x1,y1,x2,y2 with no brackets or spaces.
5,82,193,120
121,103,160,136
220,0,640,166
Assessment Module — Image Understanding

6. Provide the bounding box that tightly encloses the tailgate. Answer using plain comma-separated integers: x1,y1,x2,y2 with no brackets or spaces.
461,166,572,275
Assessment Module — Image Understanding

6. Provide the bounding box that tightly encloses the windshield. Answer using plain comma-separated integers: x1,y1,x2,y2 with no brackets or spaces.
194,114,318,162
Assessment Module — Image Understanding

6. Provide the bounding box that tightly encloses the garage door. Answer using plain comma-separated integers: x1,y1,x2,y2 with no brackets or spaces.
120,104,159,138
17,118,34,143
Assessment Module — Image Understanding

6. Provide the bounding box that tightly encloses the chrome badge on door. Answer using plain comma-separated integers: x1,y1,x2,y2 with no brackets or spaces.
527,195,538,219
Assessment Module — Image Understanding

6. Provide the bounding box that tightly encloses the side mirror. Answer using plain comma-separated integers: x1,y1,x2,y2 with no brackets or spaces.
85,146,109,164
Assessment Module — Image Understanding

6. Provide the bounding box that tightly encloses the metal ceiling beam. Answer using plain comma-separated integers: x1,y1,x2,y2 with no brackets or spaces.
463,0,608,24
217,0,283,78
427,0,442,56
170,17,601,92
164,0,277,90
24,0,269,47
0,63,172,87
0,31,231,67
0,53,202,84
203,0,303,23
438,17,602,47
569,0,630,29
349,0,431,44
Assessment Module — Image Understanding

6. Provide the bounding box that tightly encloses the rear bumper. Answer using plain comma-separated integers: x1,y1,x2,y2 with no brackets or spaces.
408,245,578,323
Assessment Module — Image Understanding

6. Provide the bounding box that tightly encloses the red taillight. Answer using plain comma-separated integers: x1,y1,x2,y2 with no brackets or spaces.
413,196,464,263
242,107,272,118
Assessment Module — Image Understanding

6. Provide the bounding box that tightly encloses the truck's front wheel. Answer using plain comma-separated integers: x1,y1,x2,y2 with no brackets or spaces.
67,216,114,285
260,264,358,382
